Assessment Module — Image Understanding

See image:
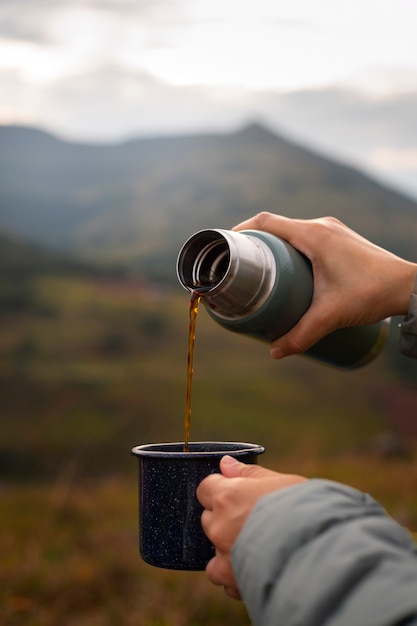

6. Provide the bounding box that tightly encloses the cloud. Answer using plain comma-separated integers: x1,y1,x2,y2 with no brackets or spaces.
0,2,53,44
369,148,417,171
0,0,187,44
1,0,417,198
254,86,417,197
258,87,417,153
0,64,244,140
2,59,417,152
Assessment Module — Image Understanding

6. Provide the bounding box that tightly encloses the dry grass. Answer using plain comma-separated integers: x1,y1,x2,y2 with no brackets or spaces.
2,450,417,626
0,476,250,626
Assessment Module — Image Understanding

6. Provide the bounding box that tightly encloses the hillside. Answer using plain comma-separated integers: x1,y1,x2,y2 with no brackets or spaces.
0,229,94,277
0,226,122,315
1,122,417,282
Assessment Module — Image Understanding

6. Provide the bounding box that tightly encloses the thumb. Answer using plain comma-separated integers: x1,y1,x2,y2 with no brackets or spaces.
269,307,336,359
220,456,274,479
270,327,309,359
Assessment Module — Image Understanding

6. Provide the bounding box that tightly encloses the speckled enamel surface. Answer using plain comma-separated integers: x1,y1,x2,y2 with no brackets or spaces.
131,442,265,570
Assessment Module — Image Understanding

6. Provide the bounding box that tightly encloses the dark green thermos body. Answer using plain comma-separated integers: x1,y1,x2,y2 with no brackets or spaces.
176,228,390,369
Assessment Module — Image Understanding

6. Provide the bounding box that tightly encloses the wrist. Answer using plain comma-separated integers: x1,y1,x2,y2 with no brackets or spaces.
398,263,417,358
397,261,417,315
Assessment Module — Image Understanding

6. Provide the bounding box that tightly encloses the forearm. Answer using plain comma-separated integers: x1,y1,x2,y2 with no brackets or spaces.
232,480,417,626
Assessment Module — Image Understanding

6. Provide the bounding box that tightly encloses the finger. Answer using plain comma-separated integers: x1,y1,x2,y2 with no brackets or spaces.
196,472,225,509
206,554,237,590
224,586,242,601
220,455,278,480
200,507,213,536
232,212,306,247
269,304,340,358
232,212,289,233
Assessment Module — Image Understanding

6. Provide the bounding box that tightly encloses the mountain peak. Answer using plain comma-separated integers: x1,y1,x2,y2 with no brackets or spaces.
1,122,417,283
235,121,278,141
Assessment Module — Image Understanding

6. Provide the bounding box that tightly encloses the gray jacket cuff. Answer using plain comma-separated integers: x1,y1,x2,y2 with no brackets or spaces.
399,271,417,358
231,479,417,626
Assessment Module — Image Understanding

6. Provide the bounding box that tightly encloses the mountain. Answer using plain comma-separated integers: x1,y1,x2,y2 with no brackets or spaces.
1,122,417,282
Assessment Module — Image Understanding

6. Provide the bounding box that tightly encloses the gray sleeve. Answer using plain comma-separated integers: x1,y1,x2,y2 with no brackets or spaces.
399,271,417,358
231,479,417,626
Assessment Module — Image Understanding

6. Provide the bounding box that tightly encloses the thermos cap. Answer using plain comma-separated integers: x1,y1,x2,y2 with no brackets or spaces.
177,228,276,318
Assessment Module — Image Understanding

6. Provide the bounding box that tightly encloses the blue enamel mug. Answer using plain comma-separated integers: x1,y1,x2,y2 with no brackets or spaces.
131,441,265,570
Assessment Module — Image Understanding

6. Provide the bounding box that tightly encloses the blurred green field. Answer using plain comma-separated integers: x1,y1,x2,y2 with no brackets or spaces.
1,274,417,625
2,458,417,626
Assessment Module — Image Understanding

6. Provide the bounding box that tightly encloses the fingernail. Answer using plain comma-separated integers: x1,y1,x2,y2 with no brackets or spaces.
270,346,285,359
222,455,239,465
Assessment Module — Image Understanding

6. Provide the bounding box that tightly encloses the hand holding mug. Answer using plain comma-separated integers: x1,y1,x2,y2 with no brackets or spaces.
197,455,306,598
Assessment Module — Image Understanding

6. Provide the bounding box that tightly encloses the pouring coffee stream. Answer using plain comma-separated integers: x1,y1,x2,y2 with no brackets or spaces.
183,285,212,452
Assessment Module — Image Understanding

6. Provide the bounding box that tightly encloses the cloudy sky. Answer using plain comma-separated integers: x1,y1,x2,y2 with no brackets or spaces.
1,0,417,198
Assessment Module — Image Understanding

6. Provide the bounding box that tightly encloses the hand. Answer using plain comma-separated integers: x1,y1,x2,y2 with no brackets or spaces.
233,212,417,359
196,455,306,600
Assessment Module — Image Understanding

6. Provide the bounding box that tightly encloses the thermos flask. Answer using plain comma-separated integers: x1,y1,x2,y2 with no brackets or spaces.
176,228,390,369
